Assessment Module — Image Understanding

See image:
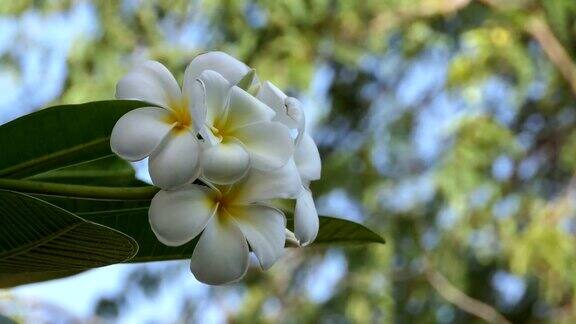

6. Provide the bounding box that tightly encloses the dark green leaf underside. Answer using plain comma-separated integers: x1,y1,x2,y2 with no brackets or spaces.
33,194,152,213
0,270,84,289
80,207,199,262
0,190,138,273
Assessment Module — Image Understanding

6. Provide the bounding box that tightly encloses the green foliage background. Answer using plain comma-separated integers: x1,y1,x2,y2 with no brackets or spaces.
3,0,576,323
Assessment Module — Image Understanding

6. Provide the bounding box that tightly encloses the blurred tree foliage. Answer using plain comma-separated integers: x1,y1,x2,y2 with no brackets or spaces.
3,0,576,323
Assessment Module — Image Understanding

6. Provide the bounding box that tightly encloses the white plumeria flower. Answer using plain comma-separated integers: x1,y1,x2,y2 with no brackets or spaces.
149,160,302,285
111,52,258,189
111,60,205,190
194,71,295,184
257,82,322,245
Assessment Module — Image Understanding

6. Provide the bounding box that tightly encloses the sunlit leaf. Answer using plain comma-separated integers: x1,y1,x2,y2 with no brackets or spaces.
0,100,148,178
28,155,146,187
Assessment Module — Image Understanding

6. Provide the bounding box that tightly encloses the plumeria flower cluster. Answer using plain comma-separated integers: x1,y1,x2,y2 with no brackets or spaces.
110,52,321,285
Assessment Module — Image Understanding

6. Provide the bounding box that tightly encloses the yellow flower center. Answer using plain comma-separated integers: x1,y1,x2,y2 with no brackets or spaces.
165,97,192,133
210,114,235,142
209,185,242,219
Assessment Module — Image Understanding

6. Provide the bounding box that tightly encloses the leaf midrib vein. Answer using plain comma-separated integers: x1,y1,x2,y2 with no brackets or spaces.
0,137,111,178
0,222,82,260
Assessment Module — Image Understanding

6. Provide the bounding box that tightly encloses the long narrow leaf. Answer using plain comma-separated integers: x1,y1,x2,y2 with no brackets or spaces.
0,100,147,178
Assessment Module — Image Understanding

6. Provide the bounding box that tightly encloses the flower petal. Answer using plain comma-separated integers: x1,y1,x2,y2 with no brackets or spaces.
257,81,285,112
149,185,217,246
257,81,303,129
192,70,231,126
294,133,321,182
224,86,275,130
201,139,250,184
235,158,302,203
294,187,319,246
116,60,181,109
199,124,222,146
285,97,306,143
183,77,206,132
110,107,173,161
232,205,286,270
185,51,253,85
231,121,294,170
149,130,202,189
191,215,249,285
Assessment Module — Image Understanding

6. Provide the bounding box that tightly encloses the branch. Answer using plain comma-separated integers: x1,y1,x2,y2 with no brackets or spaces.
477,0,576,97
424,263,512,324
526,17,576,97
417,227,511,322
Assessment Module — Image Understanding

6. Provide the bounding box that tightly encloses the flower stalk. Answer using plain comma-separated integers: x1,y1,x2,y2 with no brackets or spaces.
0,178,158,200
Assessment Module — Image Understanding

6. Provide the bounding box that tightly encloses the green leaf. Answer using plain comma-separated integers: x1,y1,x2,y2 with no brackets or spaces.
74,206,384,262
0,270,84,289
0,190,138,275
312,216,385,244
236,68,257,91
0,100,148,178
32,194,152,213
78,206,198,263
28,155,146,187
0,193,383,286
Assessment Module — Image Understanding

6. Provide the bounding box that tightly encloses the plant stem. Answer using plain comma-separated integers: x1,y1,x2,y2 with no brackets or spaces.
424,264,512,324
0,178,158,200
